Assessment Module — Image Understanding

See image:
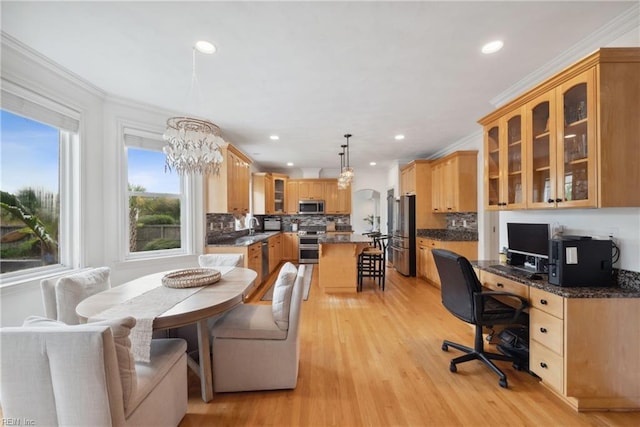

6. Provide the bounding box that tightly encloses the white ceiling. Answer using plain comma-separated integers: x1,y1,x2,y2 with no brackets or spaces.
1,1,637,172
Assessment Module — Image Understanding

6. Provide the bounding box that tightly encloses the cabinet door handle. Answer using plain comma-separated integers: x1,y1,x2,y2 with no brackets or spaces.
540,299,548,305
540,362,548,369
540,327,547,333
547,199,555,203
496,283,504,288
556,198,563,203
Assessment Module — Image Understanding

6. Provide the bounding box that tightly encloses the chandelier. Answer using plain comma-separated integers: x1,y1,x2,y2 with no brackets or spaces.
163,117,225,175
338,133,354,189
162,45,225,175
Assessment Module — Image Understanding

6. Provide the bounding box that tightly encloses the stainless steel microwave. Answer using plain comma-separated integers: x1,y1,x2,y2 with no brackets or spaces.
298,200,325,215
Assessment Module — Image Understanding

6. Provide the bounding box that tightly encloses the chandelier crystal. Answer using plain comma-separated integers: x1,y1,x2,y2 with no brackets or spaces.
338,151,348,190
338,133,354,188
162,46,225,175
163,117,226,175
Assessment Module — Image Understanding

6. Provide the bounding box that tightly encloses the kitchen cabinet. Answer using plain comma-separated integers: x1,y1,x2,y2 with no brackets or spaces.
416,238,477,288
268,234,282,273
298,180,325,200
431,151,477,213
282,232,299,261
286,180,299,214
205,144,251,214
273,174,287,213
204,242,262,293
400,161,446,229
247,242,263,288
483,107,527,210
253,173,288,215
479,48,640,209
325,180,351,214
400,163,416,195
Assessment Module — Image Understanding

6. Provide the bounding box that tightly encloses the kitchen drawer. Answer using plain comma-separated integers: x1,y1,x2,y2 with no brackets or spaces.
530,308,564,356
530,340,564,394
530,287,564,319
249,242,261,255
480,271,529,300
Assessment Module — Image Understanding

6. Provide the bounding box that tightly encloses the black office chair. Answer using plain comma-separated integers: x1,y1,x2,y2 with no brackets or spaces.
357,234,390,291
431,249,529,388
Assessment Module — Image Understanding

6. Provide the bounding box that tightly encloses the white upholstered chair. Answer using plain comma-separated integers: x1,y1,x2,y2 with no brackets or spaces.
210,262,305,392
40,267,111,324
198,253,244,268
0,316,187,427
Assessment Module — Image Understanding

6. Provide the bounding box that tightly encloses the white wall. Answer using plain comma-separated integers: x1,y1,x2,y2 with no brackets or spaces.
500,209,640,271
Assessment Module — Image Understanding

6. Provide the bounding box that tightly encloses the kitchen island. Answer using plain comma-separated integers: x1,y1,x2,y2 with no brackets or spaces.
318,233,373,293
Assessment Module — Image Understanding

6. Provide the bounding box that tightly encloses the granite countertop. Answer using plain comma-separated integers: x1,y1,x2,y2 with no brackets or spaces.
207,231,280,247
318,233,373,244
473,260,640,299
417,229,478,241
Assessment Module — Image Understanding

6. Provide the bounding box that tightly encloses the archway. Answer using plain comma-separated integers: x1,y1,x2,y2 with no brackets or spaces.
353,189,380,234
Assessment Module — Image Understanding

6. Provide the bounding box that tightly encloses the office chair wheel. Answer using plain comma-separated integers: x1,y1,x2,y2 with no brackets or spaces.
442,343,448,352
449,363,457,373
512,362,522,371
499,378,508,388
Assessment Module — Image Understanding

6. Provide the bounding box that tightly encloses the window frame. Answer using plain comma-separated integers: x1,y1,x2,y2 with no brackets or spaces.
0,82,81,285
122,126,194,261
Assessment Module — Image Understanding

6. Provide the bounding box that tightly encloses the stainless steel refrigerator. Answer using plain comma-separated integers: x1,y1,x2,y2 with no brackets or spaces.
391,195,416,276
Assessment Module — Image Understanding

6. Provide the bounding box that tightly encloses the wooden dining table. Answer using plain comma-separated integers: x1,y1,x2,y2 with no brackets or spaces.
76,266,257,402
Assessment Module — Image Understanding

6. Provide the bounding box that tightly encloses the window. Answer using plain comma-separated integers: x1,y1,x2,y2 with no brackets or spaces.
1,87,79,280
125,129,185,257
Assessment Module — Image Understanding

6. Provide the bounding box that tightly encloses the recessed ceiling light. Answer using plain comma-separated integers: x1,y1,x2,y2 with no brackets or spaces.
195,40,216,54
394,134,405,140
270,135,280,140
481,40,504,54
287,162,294,166
370,162,377,166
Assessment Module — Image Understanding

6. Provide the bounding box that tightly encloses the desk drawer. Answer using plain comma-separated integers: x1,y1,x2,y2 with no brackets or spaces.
530,340,564,394
531,308,563,356
480,271,529,300
530,287,564,318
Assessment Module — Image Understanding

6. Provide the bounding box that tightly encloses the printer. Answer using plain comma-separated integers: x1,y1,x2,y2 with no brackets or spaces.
548,236,614,287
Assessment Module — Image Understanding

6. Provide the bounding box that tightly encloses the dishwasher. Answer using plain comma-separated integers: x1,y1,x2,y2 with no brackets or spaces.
261,241,269,279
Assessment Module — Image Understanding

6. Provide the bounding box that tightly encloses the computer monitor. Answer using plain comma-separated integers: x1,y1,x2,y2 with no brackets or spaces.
507,222,549,259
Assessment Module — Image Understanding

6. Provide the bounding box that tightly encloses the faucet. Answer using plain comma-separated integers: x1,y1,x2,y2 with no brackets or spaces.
249,216,260,235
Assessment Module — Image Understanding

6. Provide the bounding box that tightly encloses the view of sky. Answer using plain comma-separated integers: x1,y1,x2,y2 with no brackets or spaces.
1,110,59,195
1,109,180,196
128,147,180,194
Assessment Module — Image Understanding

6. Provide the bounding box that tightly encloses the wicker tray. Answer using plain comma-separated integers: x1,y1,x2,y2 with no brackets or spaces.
161,268,221,289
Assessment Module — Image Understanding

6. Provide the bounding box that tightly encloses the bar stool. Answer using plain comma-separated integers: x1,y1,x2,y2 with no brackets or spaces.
357,234,390,291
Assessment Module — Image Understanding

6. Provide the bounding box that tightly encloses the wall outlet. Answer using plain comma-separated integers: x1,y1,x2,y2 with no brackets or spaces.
463,220,467,228
452,220,456,226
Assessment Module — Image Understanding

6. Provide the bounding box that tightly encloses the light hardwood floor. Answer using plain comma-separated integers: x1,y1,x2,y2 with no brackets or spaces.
180,265,640,426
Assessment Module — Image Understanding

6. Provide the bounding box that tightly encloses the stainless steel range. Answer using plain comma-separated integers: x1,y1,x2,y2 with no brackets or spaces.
298,226,326,264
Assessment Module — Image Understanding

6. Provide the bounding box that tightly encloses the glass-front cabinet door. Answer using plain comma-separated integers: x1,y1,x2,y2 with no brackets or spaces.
273,175,286,213
526,92,556,209
484,121,501,210
555,69,596,207
504,108,526,208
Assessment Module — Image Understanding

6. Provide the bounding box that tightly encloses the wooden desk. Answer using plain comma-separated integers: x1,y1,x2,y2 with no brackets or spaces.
76,267,257,402
474,263,640,411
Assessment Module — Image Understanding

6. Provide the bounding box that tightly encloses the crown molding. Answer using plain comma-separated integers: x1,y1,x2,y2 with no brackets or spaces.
1,31,106,99
490,3,640,108
427,129,483,160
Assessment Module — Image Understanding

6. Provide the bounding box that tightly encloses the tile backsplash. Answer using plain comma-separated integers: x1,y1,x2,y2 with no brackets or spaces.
446,212,478,231
205,213,351,242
